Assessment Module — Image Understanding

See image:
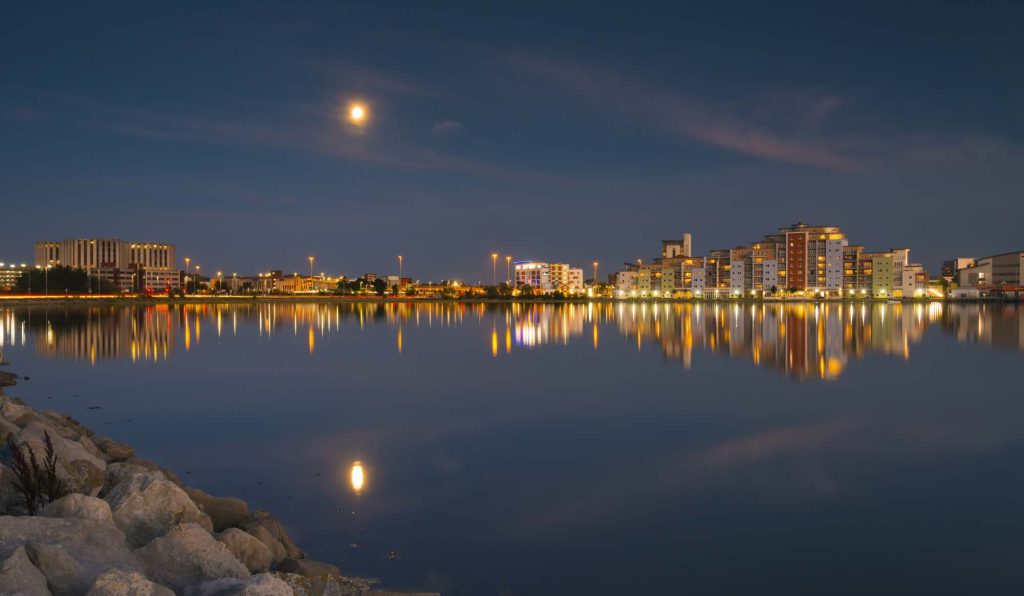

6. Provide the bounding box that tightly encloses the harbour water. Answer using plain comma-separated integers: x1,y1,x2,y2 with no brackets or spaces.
1,301,1022,594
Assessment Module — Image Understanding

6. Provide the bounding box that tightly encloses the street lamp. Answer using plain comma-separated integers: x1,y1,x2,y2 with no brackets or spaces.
184,257,191,294
593,261,599,286
491,253,498,286
308,256,315,278
195,265,200,293
217,271,223,292
505,256,511,285
398,255,403,279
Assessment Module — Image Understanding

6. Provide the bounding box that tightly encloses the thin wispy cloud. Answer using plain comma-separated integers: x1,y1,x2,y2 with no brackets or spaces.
432,119,464,135
4,85,509,177
504,54,1014,172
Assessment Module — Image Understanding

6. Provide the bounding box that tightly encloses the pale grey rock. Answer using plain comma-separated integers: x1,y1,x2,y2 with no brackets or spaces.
128,459,183,487
40,493,114,523
238,511,303,560
217,529,273,573
25,542,91,595
101,462,167,496
274,559,340,579
38,411,93,440
104,474,213,547
185,488,249,531
85,569,174,596
0,545,51,596
91,436,134,463
11,420,108,496
274,573,378,596
0,514,141,565
193,573,294,596
135,523,249,593
0,395,35,426
242,526,287,566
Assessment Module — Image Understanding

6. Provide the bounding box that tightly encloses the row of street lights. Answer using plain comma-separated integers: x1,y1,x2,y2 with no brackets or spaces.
490,253,514,286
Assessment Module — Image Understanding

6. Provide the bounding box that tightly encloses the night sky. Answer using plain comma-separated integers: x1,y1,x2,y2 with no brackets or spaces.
2,3,1022,281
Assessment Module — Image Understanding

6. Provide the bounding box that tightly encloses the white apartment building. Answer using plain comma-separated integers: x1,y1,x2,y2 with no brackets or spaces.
515,261,584,293
515,261,550,289
612,271,637,296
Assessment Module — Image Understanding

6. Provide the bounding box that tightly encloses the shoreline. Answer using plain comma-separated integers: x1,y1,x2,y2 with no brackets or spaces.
0,371,426,596
0,295,1018,306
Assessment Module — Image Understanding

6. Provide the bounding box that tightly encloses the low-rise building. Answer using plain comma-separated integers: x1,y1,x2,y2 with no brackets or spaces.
514,261,584,293
959,252,1024,288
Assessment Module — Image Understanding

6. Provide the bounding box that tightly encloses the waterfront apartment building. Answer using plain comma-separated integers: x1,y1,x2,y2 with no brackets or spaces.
613,224,929,299
514,261,584,293
33,238,178,292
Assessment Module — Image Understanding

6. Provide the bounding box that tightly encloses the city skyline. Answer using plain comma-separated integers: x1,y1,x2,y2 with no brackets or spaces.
2,4,1023,280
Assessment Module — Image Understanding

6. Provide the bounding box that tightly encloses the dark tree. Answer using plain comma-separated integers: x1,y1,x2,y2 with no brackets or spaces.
13,265,116,294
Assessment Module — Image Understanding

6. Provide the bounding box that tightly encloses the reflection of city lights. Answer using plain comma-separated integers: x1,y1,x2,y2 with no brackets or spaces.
351,461,365,493
1,302,1018,381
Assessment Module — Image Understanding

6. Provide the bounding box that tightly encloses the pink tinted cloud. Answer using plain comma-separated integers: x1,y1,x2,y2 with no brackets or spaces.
505,55,1015,173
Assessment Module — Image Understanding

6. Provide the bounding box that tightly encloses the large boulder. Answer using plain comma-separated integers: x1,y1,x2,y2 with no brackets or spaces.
274,558,341,579
91,436,135,463
25,541,91,595
0,395,35,426
194,573,295,595
274,573,380,596
134,523,249,593
243,526,288,566
185,488,249,531
11,420,108,496
0,516,142,595
0,545,50,596
41,493,114,523
104,473,213,547
37,411,97,447
86,569,174,596
238,511,303,560
101,462,167,496
217,528,273,573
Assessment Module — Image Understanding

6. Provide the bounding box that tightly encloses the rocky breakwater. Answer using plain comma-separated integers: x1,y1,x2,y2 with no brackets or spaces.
0,388,400,595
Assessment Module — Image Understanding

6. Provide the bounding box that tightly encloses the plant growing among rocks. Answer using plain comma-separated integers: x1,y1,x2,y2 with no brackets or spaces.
5,430,68,515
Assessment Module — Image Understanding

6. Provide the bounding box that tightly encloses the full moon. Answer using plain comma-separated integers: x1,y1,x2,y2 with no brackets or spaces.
349,104,366,124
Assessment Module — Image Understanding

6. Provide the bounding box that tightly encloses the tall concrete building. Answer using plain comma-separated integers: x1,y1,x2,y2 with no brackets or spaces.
34,238,178,292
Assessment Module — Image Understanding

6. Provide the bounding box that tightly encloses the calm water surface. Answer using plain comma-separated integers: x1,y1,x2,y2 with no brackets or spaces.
1,302,1023,595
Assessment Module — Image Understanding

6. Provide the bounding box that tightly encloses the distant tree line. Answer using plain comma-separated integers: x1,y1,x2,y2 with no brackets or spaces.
9,266,117,294
335,276,388,296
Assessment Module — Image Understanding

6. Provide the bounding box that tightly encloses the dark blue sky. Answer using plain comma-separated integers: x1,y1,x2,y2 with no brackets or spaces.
2,2,1022,280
